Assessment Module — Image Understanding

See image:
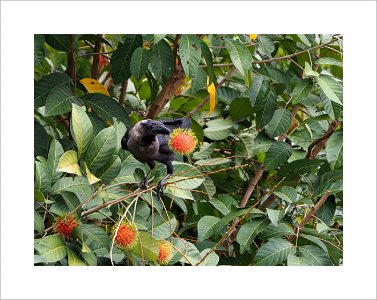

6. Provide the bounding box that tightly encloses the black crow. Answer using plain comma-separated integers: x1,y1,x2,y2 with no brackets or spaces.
121,117,192,198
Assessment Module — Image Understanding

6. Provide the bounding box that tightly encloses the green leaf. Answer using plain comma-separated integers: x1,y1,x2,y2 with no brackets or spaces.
149,212,177,239
85,127,117,171
94,155,121,183
80,224,111,250
265,108,292,138
203,126,233,141
197,216,221,242
316,75,343,105
110,35,143,84
299,245,334,266
315,196,336,226
150,39,174,81
71,103,93,159
287,253,312,266
46,139,64,184
131,231,159,261
225,39,253,76
45,86,75,116
278,159,322,177
34,211,45,236
236,218,270,253
266,209,285,226
179,34,202,78
130,47,150,81
209,194,237,216
34,72,72,108
153,34,166,44
249,75,264,106
218,86,240,105
326,131,343,170
230,98,253,121
254,238,295,266
51,177,92,202
57,150,82,176
273,186,297,203
34,34,45,68
83,93,130,126
199,39,216,84
166,162,204,190
44,34,70,51
316,57,342,66
36,234,67,263
191,67,207,93
264,142,292,171
67,248,87,266
198,249,219,266
304,62,319,77
292,79,313,104
84,162,101,185
170,237,201,265
299,234,329,254
35,161,51,194
255,83,277,129
34,121,49,158
259,223,295,240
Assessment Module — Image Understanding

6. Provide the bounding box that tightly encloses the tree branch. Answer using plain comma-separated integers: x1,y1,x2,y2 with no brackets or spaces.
288,190,331,242
67,34,76,85
306,119,340,159
146,35,184,119
240,165,265,208
119,80,128,107
91,34,102,79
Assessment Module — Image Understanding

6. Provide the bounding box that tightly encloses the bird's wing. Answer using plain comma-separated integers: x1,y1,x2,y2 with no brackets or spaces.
121,126,132,150
157,134,173,153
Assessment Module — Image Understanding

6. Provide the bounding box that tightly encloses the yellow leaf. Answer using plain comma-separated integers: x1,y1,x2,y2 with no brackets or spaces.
250,34,258,42
57,150,82,176
84,163,101,185
207,82,216,113
80,78,110,96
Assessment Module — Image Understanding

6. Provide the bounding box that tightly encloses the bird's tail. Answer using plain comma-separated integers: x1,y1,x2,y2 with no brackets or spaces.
159,117,192,130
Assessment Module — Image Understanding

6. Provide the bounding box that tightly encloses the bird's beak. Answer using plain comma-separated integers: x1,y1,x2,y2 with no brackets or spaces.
152,123,171,135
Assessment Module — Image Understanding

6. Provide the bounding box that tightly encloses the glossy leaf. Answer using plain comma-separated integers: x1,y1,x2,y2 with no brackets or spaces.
80,224,111,250
35,161,51,194
317,75,343,105
85,127,117,171
237,218,270,253
67,248,87,266
84,163,101,185
84,93,130,126
150,39,173,81
80,78,110,96
46,139,64,184
71,103,93,159
57,150,82,176
34,72,72,108
34,211,45,236
198,216,221,241
225,39,253,76
149,212,177,240
326,131,343,170
131,232,159,262
299,245,334,266
130,47,150,81
199,39,216,84
35,234,67,263
34,121,49,158
265,108,292,138
34,34,45,68
191,67,207,93
179,34,202,78
264,142,292,171
110,34,143,84
273,186,298,203
255,83,277,129
230,98,252,121
94,155,121,183
266,209,285,226
254,238,295,266
45,86,75,116
44,34,70,51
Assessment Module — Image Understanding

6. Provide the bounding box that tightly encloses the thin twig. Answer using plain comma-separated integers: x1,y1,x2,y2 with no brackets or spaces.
119,80,128,107
240,164,265,208
91,34,103,79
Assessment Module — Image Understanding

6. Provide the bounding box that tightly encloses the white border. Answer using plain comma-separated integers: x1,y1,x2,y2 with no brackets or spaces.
1,1,376,299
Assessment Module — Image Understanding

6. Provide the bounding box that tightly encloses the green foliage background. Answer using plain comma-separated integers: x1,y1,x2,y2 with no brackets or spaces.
34,34,343,266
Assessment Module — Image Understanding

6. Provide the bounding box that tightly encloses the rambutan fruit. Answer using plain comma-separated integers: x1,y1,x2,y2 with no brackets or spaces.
168,128,198,155
158,240,173,265
111,222,139,251
54,215,79,238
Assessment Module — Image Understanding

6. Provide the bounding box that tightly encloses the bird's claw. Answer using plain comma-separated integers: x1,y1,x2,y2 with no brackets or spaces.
139,178,149,190
156,181,165,200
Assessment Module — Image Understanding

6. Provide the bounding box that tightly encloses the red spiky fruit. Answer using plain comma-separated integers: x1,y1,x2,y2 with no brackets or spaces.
54,215,79,238
112,222,139,250
169,128,198,155
158,240,173,265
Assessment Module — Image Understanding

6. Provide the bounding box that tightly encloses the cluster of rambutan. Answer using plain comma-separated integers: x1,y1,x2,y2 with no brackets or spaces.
169,128,198,155
53,215,79,238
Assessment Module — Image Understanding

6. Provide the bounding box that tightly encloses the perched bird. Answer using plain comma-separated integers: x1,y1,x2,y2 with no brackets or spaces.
121,117,192,198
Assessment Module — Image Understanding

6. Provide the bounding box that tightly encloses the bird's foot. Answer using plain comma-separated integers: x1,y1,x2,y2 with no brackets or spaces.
139,178,149,190
156,181,165,200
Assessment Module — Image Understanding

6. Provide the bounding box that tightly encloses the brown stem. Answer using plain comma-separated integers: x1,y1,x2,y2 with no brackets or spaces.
91,34,102,79
288,190,331,242
57,114,70,130
187,66,236,117
240,165,265,208
119,80,128,107
306,119,340,159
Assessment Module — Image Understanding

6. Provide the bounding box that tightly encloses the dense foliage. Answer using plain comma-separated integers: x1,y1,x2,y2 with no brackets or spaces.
34,34,343,266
